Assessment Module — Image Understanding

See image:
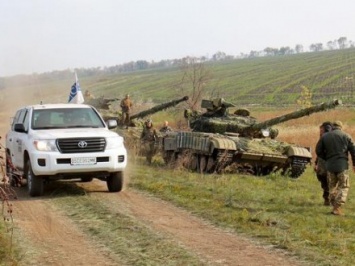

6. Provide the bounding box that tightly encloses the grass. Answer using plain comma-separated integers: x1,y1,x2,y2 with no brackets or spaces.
47,184,204,265
0,223,17,266
129,159,355,266
0,189,17,266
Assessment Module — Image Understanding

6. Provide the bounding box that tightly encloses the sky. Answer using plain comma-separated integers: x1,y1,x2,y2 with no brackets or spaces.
1,0,355,77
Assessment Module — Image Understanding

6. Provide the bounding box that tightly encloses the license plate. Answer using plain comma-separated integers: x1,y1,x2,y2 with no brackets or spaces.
71,157,96,165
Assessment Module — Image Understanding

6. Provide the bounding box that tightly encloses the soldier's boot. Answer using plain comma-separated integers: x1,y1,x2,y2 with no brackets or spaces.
331,205,344,216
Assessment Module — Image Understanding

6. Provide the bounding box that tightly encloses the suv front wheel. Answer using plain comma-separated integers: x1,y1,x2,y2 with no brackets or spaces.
107,172,124,192
26,160,44,197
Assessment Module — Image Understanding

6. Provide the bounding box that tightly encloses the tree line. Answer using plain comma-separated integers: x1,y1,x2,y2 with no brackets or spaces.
0,36,353,84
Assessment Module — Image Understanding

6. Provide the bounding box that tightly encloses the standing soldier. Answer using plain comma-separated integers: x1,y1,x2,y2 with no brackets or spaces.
316,120,355,216
314,121,332,206
141,118,159,164
120,94,133,126
84,90,94,100
159,120,173,133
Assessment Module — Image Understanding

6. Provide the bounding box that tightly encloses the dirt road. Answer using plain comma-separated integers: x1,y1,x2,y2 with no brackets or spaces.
10,179,303,266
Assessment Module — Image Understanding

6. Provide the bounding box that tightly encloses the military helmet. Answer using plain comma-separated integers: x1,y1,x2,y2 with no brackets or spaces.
333,120,343,129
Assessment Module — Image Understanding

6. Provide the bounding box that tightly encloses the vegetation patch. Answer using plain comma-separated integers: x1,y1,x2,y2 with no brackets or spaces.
130,158,355,266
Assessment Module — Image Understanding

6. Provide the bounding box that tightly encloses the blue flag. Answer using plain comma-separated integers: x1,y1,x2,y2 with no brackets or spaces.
68,73,84,104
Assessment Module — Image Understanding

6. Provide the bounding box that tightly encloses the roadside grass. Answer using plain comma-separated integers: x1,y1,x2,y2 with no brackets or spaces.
0,224,17,266
48,184,204,266
129,159,355,265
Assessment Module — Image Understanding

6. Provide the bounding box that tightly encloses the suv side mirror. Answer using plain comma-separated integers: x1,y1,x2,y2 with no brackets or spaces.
106,119,118,129
14,123,26,133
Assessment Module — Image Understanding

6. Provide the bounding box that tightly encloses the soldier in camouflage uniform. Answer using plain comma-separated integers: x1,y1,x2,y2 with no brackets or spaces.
159,121,173,133
314,122,332,206
316,120,355,216
141,118,159,164
120,94,133,126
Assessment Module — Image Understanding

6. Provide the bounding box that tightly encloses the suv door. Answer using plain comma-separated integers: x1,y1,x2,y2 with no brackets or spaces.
10,108,30,170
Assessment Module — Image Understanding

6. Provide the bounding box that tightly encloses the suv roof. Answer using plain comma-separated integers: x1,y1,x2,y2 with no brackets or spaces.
30,103,92,110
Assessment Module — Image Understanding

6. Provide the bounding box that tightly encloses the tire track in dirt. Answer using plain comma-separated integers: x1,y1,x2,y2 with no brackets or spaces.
81,180,305,266
11,188,120,266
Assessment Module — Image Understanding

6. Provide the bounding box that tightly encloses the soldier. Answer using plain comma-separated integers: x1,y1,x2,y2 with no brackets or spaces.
313,121,332,206
120,94,133,126
159,121,173,133
141,118,159,164
316,120,355,216
84,90,94,100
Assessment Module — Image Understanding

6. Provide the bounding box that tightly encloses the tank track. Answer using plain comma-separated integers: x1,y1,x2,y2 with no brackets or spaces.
287,156,309,179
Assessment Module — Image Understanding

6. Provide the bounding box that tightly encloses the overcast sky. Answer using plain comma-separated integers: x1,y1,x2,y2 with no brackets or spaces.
1,0,355,77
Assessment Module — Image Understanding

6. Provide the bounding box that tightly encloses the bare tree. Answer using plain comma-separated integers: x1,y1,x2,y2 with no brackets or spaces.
327,41,336,50
295,44,303,54
175,58,213,111
310,43,323,52
338,37,348,49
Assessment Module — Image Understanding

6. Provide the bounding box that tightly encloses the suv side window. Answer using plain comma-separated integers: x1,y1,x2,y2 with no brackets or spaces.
22,109,29,132
11,110,22,130
12,109,29,132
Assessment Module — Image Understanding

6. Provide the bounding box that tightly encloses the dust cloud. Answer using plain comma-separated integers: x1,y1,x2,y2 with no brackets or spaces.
0,85,51,143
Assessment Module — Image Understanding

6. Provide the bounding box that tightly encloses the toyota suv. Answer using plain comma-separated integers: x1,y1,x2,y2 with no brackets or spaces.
5,103,127,197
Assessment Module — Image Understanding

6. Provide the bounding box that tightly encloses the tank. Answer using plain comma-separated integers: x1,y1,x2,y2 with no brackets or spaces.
161,98,342,178
98,96,189,151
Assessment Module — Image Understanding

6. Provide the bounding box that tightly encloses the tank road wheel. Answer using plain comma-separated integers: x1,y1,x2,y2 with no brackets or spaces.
107,172,124,192
189,155,199,171
163,151,175,165
199,155,207,173
206,156,217,173
26,160,44,197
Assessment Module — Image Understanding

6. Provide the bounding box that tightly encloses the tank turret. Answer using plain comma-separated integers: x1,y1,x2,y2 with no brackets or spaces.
190,98,342,138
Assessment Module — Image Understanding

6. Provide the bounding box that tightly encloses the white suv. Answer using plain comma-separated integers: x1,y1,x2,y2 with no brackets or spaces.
6,103,127,197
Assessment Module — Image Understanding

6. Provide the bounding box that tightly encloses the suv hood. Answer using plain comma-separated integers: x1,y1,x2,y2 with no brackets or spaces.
31,128,122,139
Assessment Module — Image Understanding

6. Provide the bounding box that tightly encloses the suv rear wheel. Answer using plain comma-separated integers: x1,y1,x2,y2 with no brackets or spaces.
26,160,44,197
107,172,124,192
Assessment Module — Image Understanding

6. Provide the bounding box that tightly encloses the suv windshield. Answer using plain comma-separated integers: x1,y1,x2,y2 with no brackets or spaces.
32,107,105,130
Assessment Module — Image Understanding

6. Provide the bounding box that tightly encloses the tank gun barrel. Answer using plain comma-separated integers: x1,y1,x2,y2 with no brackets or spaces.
130,96,189,120
251,99,342,130
86,97,119,110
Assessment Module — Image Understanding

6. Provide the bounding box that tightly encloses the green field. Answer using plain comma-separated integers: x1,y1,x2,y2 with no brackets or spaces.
2,48,355,108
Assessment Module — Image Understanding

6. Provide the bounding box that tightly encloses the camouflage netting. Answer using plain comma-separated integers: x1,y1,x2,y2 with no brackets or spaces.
190,116,258,134
237,138,290,154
